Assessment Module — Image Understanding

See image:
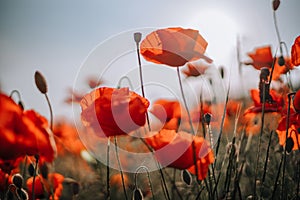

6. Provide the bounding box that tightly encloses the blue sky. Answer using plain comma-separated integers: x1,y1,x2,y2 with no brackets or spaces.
0,0,299,120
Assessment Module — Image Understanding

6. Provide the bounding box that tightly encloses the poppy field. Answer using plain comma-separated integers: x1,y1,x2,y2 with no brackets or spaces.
1,0,300,199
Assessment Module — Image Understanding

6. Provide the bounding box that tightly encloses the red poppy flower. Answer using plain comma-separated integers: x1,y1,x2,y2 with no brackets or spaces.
0,157,23,174
26,173,65,200
277,120,300,151
182,62,209,77
291,35,300,66
86,76,104,89
150,99,183,130
140,27,211,67
145,129,214,180
244,89,284,114
0,93,56,162
245,46,294,80
80,87,149,137
244,46,273,70
271,57,294,80
64,88,84,104
53,120,86,155
276,90,300,150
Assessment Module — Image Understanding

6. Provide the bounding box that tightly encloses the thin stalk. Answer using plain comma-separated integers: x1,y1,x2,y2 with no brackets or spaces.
271,154,283,199
281,93,295,200
21,156,28,184
134,166,155,200
163,168,184,200
253,81,266,198
9,90,22,101
106,138,110,200
199,90,206,138
273,11,283,56
176,67,201,192
117,76,134,89
139,138,171,200
45,93,53,131
215,81,231,160
114,136,128,200
176,67,194,135
260,130,274,195
195,185,206,200
223,137,236,198
32,156,39,200
134,33,151,132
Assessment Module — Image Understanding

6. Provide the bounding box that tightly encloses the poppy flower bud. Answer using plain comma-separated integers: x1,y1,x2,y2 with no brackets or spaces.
18,101,24,110
181,169,192,185
34,71,48,94
219,66,225,79
134,32,142,44
12,173,23,189
277,55,285,66
204,113,212,125
28,163,35,177
297,128,300,134
40,163,49,179
132,187,144,200
272,0,280,11
285,137,294,154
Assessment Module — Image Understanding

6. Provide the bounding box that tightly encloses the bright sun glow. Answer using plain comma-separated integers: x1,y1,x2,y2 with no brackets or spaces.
189,10,238,67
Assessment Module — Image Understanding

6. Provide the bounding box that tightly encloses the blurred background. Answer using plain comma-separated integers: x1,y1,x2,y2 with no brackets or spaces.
0,0,299,120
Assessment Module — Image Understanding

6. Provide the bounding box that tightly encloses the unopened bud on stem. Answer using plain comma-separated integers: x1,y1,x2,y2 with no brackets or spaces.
34,71,48,94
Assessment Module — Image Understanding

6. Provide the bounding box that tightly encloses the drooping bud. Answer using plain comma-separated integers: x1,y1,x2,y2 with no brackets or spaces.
219,66,225,79
181,169,192,185
134,32,142,44
277,55,285,66
272,0,280,11
40,163,49,179
132,187,144,200
28,163,35,177
34,71,48,94
12,173,23,189
285,137,294,154
204,113,212,125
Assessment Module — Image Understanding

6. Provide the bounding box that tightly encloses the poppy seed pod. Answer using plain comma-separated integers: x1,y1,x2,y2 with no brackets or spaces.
134,32,142,44
34,71,48,94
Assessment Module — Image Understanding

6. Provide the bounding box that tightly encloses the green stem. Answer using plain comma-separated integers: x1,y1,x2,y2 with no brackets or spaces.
139,138,171,200
114,137,128,200
135,34,151,132
176,67,201,190
106,138,110,200
253,81,266,198
281,93,295,200
45,93,53,131
32,155,39,200
260,130,274,195
134,166,156,200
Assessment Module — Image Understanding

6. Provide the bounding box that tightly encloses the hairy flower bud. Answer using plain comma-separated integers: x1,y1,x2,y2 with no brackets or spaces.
34,71,48,94
272,0,280,11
